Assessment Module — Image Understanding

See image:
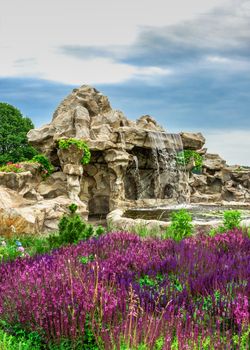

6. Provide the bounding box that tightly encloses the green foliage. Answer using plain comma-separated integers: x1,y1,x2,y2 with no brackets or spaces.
223,210,241,231
209,210,242,236
48,204,105,247
139,274,164,288
79,254,95,265
176,150,203,172
13,235,51,256
58,138,91,165
58,212,86,244
68,203,78,214
0,323,43,350
168,274,183,292
95,225,105,237
0,235,53,262
133,223,162,238
31,154,54,177
165,209,193,241
0,102,38,164
0,153,54,177
0,238,27,262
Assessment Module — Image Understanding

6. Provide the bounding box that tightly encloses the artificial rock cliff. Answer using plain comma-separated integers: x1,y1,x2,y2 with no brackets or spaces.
0,85,249,235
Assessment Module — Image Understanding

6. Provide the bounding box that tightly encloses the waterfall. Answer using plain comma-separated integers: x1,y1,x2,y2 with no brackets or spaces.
133,155,142,199
147,131,189,202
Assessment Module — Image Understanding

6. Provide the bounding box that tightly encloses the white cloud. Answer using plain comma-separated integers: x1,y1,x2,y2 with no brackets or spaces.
205,55,250,72
206,56,232,64
0,42,173,85
1,0,229,46
205,130,250,166
0,0,229,84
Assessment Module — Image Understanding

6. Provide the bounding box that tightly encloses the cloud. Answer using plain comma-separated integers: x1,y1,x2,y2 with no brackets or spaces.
0,41,174,86
205,129,250,166
59,0,250,84
0,78,74,126
118,1,250,69
0,0,234,85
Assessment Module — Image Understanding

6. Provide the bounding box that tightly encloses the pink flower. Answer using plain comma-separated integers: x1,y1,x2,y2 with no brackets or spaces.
17,246,25,253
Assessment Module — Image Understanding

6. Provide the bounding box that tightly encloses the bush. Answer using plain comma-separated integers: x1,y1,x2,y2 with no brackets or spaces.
31,154,54,178
223,210,241,231
176,150,203,172
0,102,37,164
0,238,28,262
0,328,42,350
58,138,91,165
165,209,193,241
208,210,242,236
49,204,104,247
58,212,86,244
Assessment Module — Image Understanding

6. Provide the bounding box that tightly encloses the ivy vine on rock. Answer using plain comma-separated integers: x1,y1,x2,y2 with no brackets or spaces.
58,138,91,165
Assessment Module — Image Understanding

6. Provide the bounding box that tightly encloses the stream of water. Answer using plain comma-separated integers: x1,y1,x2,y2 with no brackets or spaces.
147,131,189,202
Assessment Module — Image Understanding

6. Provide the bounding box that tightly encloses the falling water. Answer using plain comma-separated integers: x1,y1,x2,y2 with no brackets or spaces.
133,155,142,199
147,131,189,202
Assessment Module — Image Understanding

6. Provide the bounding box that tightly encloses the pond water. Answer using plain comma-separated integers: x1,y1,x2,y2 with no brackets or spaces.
124,204,250,222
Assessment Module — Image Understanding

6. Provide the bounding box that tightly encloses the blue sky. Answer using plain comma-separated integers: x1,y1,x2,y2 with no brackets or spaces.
1,0,250,165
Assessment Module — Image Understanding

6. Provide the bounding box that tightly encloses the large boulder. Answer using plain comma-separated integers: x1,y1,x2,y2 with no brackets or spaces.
180,132,206,150
0,186,87,236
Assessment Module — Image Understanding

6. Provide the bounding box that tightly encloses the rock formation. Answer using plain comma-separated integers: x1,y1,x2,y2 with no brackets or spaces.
28,85,190,215
0,84,248,235
190,154,250,203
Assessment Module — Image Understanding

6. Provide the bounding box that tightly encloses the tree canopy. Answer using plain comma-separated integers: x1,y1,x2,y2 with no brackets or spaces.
0,103,37,164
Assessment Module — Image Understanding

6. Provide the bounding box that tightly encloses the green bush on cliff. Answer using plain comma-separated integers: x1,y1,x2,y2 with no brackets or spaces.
30,154,54,178
58,138,91,165
176,150,203,172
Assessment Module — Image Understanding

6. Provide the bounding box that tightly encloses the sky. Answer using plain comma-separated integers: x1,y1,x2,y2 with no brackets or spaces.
1,0,250,165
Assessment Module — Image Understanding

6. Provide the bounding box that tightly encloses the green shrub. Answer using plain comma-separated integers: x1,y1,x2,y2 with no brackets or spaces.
165,209,193,241
208,210,242,236
58,211,86,244
176,150,203,172
95,225,105,237
49,204,105,247
68,203,78,214
31,154,54,178
58,138,91,165
222,210,241,230
0,326,42,350
0,238,27,262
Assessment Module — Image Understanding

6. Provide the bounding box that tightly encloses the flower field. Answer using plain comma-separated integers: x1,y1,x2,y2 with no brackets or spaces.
0,229,249,349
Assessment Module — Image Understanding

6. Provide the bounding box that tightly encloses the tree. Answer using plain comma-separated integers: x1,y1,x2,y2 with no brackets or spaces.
0,103,37,164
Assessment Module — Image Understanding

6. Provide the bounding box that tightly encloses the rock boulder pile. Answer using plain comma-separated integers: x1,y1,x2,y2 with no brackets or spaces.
0,85,248,235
